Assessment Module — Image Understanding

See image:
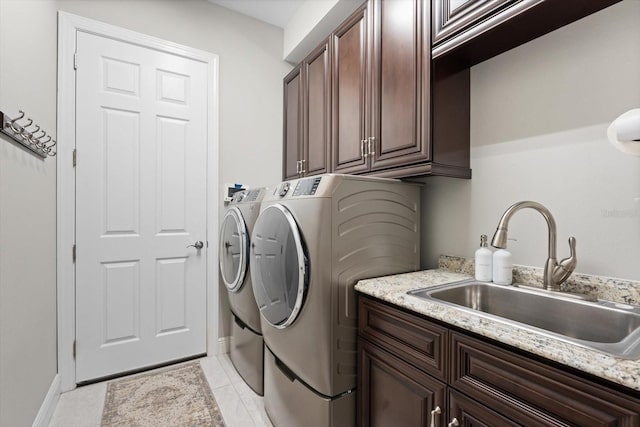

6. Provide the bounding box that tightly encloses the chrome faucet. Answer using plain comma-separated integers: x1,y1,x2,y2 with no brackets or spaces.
491,201,577,291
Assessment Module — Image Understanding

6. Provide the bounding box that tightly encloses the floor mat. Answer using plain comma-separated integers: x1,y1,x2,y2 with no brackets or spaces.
101,361,225,426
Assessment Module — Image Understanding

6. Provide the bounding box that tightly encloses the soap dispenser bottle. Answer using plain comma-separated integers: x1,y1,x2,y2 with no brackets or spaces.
475,235,492,282
493,248,513,285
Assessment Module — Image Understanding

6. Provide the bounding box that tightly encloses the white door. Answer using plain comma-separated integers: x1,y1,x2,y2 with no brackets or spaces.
75,31,208,382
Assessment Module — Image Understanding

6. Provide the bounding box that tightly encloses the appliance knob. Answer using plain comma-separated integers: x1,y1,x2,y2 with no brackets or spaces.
279,182,290,197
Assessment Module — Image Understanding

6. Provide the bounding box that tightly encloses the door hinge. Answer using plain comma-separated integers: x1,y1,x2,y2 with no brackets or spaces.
73,52,78,70
73,340,76,360
72,149,77,167
72,244,76,263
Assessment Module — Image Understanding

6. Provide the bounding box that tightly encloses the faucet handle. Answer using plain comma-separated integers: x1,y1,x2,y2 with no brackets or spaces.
567,236,576,258
552,237,577,286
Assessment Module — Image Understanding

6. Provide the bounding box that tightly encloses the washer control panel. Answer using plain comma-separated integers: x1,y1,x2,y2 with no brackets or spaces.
293,177,322,196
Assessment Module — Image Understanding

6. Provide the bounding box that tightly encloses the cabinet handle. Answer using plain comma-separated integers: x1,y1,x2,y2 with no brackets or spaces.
429,406,441,427
447,418,459,427
360,139,368,158
368,136,375,156
296,160,301,174
301,159,306,174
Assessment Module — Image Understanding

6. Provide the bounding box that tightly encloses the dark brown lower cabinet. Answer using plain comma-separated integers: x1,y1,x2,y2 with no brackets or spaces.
358,295,640,427
359,340,445,427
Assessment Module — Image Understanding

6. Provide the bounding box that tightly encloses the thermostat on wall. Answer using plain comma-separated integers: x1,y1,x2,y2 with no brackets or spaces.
224,183,246,203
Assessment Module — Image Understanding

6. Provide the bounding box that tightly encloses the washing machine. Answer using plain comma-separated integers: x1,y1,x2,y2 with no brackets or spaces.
219,187,266,395
250,174,420,427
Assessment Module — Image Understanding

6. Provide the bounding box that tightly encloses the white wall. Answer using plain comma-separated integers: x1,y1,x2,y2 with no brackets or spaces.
0,0,288,424
422,0,640,281
283,0,363,63
0,1,59,426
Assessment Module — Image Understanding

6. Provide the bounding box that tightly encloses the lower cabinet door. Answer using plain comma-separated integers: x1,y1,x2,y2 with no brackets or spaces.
359,338,446,427
448,389,521,427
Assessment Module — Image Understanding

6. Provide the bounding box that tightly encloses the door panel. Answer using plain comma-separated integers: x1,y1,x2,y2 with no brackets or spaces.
75,31,208,382
102,261,140,345
157,117,188,233
156,257,188,335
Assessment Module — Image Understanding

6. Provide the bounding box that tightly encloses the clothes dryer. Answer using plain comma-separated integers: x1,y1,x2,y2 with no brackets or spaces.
219,187,266,395
250,174,420,427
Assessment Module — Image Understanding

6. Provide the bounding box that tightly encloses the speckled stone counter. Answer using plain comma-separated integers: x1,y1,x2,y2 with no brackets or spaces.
355,264,640,392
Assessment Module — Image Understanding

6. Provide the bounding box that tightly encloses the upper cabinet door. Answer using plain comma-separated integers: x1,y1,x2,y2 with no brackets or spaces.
433,0,514,44
331,3,370,175
369,0,430,171
303,40,331,177
283,65,303,180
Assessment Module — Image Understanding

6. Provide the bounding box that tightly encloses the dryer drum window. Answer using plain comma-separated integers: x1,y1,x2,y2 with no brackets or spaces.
220,207,249,292
250,204,308,329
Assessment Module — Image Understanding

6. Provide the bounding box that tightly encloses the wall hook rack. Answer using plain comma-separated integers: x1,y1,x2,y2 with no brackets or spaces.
0,109,56,158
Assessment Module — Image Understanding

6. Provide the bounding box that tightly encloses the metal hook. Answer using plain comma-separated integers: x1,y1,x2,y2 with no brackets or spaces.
48,140,57,156
26,125,41,145
22,118,34,129
40,135,52,145
10,110,25,124
8,110,25,133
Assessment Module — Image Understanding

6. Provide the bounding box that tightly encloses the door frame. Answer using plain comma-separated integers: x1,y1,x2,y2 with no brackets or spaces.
57,12,220,392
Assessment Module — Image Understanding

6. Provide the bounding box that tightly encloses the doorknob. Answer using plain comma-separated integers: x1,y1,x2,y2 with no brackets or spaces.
187,241,204,249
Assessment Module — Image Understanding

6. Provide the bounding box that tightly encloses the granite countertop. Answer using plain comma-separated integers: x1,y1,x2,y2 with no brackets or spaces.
355,267,640,392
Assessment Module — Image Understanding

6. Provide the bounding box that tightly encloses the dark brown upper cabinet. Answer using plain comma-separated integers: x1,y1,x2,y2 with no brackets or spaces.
432,0,622,66
433,0,514,45
331,0,456,178
303,40,332,177
369,0,430,172
285,0,620,180
283,42,332,180
331,3,369,175
283,65,303,180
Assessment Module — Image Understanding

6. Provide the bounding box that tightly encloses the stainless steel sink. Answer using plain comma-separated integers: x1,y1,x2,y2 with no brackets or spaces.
408,279,640,358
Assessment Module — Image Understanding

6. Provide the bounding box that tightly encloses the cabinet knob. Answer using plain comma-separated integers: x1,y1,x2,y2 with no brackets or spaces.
429,406,441,427
448,418,459,427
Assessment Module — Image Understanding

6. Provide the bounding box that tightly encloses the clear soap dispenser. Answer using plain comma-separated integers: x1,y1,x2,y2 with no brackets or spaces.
475,234,493,282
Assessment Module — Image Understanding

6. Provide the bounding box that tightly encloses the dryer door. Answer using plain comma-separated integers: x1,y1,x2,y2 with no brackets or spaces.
251,204,308,329
219,207,249,292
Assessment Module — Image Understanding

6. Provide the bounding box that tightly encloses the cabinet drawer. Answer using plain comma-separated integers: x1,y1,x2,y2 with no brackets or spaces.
359,296,448,381
448,389,519,427
450,332,640,426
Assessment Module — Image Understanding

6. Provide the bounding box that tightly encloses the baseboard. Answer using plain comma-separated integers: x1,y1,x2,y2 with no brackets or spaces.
32,374,61,427
218,336,230,354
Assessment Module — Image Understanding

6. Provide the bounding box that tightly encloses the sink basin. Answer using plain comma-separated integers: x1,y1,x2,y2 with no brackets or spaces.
408,279,640,358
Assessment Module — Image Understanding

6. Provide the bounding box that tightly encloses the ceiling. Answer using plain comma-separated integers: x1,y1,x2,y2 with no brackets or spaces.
208,0,304,29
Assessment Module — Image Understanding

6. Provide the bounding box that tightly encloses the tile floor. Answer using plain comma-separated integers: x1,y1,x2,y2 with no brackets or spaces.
49,353,274,427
